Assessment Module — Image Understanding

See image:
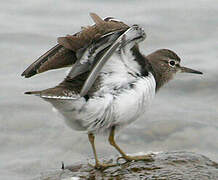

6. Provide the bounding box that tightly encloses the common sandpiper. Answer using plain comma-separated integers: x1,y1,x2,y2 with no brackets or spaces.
22,13,203,169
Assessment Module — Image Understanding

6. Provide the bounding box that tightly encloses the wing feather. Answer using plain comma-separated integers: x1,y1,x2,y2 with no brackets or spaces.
21,45,77,78
67,30,125,80
22,13,129,78
80,25,145,96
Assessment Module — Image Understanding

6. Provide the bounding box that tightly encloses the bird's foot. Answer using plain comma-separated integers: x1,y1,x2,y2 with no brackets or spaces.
117,154,154,164
88,161,117,170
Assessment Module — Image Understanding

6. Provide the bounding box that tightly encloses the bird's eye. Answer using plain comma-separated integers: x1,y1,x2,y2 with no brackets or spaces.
169,60,176,67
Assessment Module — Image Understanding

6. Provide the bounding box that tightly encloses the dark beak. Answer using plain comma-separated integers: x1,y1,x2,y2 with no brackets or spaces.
180,66,203,74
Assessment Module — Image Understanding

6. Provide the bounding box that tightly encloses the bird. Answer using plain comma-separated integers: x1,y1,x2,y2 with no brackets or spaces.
22,13,203,169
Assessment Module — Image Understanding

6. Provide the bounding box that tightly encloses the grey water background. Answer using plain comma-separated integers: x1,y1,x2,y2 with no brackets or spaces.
1,0,218,179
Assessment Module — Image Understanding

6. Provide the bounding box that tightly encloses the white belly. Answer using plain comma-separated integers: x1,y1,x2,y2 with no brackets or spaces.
48,73,156,134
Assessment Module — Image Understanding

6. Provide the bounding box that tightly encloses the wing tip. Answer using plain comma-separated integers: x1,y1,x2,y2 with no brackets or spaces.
21,69,37,78
24,91,41,95
89,12,104,24
24,91,32,95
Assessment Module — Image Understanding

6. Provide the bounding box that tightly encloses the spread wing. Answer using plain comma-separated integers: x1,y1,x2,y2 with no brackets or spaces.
25,25,147,98
21,13,129,78
24,29,127,97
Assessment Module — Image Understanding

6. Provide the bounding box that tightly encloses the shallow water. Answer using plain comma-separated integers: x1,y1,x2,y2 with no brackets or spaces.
0,0,218,179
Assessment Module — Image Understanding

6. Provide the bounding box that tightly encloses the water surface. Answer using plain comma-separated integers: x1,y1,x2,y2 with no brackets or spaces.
0,0,218,179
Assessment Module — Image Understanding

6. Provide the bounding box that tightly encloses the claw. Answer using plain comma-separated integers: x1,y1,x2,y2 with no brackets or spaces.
117,154,154,164
88,162,117,170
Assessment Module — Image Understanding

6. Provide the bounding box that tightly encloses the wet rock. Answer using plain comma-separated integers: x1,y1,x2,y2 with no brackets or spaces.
40,151,218,180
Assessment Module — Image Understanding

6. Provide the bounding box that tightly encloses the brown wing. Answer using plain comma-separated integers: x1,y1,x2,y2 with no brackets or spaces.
24,30,124,97
24,40,114,97
22,13,129,78
21,45,77,78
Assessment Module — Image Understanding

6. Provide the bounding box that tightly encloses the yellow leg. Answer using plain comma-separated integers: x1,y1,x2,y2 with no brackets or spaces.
88,133,116,169
108,126,154,162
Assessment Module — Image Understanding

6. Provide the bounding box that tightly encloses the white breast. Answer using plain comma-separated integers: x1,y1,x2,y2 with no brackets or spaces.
61,71,156,134
113,73,156,128
79,48,156,133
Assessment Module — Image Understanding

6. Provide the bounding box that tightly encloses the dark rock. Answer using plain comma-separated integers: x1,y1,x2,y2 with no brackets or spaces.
40,151,218,180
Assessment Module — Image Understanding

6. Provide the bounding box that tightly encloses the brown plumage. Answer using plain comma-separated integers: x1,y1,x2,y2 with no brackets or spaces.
22,13,129,78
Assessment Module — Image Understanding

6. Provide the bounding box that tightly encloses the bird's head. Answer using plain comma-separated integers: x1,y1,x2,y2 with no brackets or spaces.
147,49,203,90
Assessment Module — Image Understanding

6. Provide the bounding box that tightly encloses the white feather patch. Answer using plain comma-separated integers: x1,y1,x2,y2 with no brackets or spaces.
73,73,156,133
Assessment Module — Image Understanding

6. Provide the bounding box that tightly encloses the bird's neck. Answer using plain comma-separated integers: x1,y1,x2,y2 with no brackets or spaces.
130,46,172,91
149,65,167,91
